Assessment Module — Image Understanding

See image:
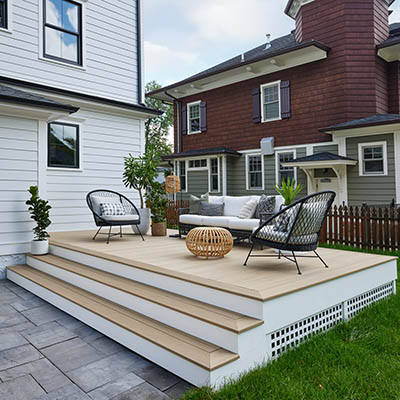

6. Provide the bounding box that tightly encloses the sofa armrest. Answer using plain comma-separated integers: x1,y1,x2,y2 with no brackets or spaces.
178,207,190,216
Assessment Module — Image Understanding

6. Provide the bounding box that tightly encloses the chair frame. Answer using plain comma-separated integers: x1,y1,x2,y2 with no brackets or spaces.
86,189,144,244
244,191,336,274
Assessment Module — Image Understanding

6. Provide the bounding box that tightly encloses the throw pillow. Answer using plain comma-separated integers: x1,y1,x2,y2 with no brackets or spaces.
255,195,276,219
189,193,209,214
100,202,126,216
273,204,300,233
199,202,224,216
239,198,258,219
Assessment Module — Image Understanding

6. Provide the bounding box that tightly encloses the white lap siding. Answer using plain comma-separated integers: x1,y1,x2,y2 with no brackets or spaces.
46,109,142,232
0,116,38,255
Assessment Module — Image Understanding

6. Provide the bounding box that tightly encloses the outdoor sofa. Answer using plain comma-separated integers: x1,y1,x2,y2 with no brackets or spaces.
179,194,284,240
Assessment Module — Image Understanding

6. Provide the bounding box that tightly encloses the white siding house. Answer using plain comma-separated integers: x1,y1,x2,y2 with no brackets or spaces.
0,0,159,267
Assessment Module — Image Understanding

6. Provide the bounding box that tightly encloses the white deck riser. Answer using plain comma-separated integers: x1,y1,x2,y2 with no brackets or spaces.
27,256,243,353
262,259,398,333
50,245,264,319
7,269,217,387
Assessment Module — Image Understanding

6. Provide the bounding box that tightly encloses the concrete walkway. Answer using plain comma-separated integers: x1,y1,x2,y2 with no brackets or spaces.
0,279,193,400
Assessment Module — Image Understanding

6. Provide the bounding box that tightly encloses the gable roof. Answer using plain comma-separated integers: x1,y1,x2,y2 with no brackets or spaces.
291,152,356,163
320,114,400,132
0,84,80,113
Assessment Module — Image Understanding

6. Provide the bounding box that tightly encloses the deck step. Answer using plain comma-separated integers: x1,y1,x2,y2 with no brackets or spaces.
28,254,262,334
7,265,239,374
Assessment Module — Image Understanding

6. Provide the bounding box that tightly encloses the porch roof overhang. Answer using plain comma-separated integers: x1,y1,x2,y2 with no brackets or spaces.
163,147,241,160
147,41,330,103
377,38,400,62
282,152,357,168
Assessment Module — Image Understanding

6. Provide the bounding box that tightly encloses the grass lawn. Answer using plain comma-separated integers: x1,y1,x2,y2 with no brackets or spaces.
183,245,400,400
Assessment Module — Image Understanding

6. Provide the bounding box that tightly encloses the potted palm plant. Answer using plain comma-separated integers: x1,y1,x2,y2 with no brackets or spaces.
123,150,159,235
275,177,303,207
146,181,169,236
26,186,51,255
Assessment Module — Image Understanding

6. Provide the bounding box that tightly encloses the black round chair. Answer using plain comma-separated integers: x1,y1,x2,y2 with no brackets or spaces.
86,189,144,244
244,191,336,274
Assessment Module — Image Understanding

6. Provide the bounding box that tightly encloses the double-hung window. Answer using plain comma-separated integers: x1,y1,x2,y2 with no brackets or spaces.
48,122,80,169
210,158,219,192
261,82,281,122
359,142,387,176
277,151,295,184
0,0,7,29
247,155,263,190
179,161,186,191
44,0,82,65
188,102,201,134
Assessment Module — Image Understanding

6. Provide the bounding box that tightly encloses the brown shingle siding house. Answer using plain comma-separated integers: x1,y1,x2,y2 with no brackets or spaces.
148,0,400,206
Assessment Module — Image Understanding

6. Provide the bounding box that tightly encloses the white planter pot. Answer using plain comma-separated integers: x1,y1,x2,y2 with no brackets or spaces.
31,240,49,255
132,208,151,236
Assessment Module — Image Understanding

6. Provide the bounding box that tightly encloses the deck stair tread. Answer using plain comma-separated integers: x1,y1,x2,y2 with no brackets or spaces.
8,265,239,371
29,254,262,333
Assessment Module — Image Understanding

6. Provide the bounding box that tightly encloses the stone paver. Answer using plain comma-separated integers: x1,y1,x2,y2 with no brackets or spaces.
0,278,194,399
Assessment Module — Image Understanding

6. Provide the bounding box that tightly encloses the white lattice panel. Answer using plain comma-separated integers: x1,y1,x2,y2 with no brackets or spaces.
270,304,343,359
346,282,394,319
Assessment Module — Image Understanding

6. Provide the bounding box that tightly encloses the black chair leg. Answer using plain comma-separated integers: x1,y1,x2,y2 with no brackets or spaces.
278,250,281,260
107,226,112,244
120,226,122,238
137,226,145,241
244,243,255,266
93,227,102,241
292,251,302,275
314,250,329,269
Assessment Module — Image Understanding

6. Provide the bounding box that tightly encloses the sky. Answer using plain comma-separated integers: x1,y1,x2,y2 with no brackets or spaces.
143,0,400,87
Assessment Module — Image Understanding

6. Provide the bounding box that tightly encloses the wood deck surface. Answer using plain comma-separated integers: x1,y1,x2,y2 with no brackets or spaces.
50,230,397,301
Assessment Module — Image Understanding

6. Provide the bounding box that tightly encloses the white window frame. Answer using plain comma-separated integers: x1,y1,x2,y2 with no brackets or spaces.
246,153,264,191
187,158,208,170
177,160,188,192
0,0,12,34
47,120,83,172
358,141,388,177
275,149,297,185
261,80,281,123
187,101,202,135
38,0,87,70
208,157,220,193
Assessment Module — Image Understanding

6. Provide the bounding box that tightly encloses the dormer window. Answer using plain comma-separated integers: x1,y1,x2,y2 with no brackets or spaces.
0,0,7,29
43,0,82,66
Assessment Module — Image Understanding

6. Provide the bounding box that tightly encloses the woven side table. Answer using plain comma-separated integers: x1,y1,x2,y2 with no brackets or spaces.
186,227,233,259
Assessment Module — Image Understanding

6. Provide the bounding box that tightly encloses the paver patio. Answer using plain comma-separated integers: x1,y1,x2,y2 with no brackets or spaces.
0,279,193,400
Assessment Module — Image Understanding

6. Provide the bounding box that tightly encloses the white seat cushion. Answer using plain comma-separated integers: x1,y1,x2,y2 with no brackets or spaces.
229,218,260,231
179,215,204,225
102,214,139,223
200,216,232,228
223,196,252,217
209,196,225,205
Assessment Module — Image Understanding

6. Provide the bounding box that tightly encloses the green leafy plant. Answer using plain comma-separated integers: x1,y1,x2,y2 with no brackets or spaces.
275,177,303,206
123,149,160,209
25,186,52,241
146,181,169,223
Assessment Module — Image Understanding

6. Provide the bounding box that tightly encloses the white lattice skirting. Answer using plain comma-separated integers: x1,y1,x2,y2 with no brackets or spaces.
269,281,396,359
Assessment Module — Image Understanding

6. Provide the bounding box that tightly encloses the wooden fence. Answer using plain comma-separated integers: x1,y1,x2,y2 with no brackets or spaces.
167,200,190,227
320,205,400,251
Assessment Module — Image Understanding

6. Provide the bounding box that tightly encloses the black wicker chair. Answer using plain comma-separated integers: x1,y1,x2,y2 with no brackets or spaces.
86,189,144,244
244,191,336,274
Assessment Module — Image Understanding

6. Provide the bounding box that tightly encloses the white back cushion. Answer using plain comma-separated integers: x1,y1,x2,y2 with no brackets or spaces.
209,196,225,205
91,195,121,216
223,196,252,217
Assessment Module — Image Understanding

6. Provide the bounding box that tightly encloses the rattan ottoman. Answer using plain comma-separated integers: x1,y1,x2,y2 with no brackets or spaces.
186,227,233,259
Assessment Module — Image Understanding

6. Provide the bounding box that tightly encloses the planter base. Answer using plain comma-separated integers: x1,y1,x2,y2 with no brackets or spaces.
152,222,167,236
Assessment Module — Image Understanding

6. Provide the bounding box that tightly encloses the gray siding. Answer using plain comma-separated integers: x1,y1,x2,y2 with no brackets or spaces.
187,170,209,198
295,148,308,198
346,134,396,206
313,144,338,155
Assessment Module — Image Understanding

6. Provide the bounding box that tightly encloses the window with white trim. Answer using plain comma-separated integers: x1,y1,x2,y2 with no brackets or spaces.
210,158,219,192
0,0,7,29
179,161,186,191
277,151,295,184
358,142,387,176
189,159,207,169
48,122,80,169
247,155,263,190
261,82,280,122
188,102,201,134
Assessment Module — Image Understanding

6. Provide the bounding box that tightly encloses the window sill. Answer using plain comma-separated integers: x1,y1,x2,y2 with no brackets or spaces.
262,117,282,124
188,131,202,135
246,188,264,191
0,27,12,34
38,56,86,71
47,167,83,172
359,172,387,177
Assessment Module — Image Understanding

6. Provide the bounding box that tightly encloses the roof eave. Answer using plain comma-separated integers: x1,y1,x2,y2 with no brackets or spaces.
164,150,241,160
283,160,357,168
320,119,400,133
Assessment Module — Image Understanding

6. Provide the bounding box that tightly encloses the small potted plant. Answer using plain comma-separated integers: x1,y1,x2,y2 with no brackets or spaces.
146,181,169,236
26,186,52,255
275,177,303,207
123,150,159,235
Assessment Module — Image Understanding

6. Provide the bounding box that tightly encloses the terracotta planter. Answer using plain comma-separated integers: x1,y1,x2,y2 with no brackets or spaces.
151,221,167,236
